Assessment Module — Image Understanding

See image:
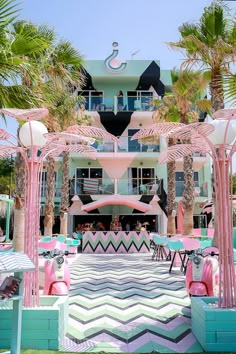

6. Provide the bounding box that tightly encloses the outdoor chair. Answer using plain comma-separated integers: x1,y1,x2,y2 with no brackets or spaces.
57,235,67,243
200,238,213,249
152,234,168,261
166,239,185,273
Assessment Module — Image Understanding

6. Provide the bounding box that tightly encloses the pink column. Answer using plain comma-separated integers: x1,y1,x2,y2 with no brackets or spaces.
214,147,236,308
23,148,42,307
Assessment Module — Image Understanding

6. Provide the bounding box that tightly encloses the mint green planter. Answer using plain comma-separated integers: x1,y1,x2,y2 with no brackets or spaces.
0,295,68,350
191,297,236,351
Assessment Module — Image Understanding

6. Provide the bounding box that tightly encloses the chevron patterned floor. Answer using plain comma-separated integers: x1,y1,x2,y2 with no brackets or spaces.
61,253,203,353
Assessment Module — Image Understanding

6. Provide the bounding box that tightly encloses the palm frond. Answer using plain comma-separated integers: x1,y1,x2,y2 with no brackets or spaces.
0,0,20,28
0,84,42,108
195,99,212,114
222,72,236,105
159,144,207,164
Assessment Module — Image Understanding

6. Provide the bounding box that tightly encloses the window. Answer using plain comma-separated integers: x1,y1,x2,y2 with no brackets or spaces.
75,168,103,194
175,172,199,182
129,167,155,194
175,172,199,197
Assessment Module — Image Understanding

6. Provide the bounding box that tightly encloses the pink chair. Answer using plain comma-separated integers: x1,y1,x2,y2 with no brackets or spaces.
207,228,214,237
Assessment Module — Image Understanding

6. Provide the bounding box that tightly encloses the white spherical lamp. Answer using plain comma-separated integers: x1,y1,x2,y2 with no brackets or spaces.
208,119,236,146
19,120,48,147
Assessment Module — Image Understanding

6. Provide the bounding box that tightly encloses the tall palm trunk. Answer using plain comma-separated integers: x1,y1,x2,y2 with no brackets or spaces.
167,138,176,235
44,156,55,236
182,153,194,235
13,150,25,252
180,109,194,235
210,69,224,246
210,70,224,112
60,151,69,234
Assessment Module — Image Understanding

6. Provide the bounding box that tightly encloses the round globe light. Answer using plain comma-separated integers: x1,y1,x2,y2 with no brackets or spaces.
208,119,236,146
19,120,48,147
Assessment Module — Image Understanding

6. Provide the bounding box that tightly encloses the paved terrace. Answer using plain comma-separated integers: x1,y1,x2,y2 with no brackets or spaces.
61,253,203,353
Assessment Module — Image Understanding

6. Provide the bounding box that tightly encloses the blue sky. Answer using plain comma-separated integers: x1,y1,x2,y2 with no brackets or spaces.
4,0,236,170
20,0,216,69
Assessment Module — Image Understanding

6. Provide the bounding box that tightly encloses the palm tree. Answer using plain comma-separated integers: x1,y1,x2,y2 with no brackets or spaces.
167,2,236,242
153,70,210,235
0,1,42,108
171,70,210,234
45,89,92,235
152,96,178,235
9,21,84,242
167,2,236,112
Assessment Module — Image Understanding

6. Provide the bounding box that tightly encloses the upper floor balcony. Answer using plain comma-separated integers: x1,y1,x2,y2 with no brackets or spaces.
92,136,160,154
80,94,156,113
67,178,209,198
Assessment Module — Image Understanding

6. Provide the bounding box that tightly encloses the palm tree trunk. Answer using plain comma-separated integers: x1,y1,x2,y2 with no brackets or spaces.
44,156,55,236
210,71,224,112
182,153,194,235
210,70,224,246
167,138,176,235
60,151,69,234
12,149,26,252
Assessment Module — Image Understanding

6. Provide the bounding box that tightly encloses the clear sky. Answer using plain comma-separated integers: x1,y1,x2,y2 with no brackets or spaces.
20,0,217,69
4,0,236,170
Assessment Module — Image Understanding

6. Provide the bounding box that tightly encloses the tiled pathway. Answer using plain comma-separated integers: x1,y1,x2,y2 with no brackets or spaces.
61,253,203,353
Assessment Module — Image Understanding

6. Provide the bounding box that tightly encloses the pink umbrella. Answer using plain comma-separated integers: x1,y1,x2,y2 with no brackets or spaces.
177,200,184,234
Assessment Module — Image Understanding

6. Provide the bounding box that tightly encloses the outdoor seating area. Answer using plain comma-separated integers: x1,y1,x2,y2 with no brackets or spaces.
150,230,214,275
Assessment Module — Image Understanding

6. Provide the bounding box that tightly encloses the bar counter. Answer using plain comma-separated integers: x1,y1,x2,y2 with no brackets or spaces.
82,230,150,254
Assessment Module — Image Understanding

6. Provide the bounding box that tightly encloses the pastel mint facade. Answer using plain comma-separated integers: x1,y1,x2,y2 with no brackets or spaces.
40,45,212,235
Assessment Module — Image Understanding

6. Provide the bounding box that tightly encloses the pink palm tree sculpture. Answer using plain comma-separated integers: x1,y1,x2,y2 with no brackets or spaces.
133,110,236,308
0,108,119,307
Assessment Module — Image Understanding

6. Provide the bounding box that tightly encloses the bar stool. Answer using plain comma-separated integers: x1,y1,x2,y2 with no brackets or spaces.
152,235,168,261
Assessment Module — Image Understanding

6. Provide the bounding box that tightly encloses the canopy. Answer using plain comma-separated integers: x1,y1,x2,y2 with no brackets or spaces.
81,194,152,212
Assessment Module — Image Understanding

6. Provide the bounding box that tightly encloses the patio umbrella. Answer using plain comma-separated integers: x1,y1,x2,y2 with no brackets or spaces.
177,200,184,234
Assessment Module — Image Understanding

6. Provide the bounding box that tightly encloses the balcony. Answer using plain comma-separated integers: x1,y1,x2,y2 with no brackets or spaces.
92,136,160,154
69,178,162,196
80,95,156,113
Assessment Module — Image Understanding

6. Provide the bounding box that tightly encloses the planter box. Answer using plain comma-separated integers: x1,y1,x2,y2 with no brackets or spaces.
191,296,236,351
0,295,68,350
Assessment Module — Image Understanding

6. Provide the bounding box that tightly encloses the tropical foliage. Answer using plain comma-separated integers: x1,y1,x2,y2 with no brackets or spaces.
167,1,236,112
0,157,15,195
152,69,209,235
